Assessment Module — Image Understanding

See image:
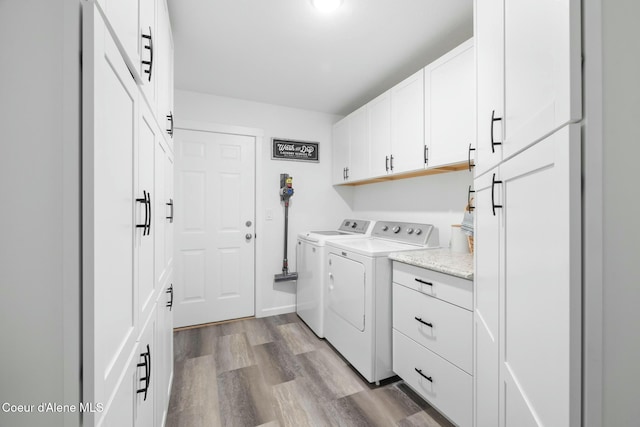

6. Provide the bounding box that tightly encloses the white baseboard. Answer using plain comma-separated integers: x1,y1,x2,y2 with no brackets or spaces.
257,304,296,318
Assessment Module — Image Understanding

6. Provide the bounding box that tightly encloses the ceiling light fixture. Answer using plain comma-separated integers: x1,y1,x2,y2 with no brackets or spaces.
311,0,343,13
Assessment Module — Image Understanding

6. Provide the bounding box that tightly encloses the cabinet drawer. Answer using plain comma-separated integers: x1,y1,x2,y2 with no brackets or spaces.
393,262,472,310
393,330,472,427
393,283,472,373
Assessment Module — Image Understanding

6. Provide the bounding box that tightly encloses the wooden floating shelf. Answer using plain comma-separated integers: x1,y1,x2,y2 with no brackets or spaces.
339,161,470,186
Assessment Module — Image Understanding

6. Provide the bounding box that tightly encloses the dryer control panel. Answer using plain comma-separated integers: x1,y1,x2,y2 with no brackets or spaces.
372,221,439,247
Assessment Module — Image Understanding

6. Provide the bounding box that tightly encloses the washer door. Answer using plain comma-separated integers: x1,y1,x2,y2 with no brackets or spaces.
327,253,366,331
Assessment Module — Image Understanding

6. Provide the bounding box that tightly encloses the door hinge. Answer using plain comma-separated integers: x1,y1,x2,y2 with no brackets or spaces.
424,146,429,165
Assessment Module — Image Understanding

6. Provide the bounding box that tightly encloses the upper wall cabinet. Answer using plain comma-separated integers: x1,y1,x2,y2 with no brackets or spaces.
156,0,175,147
332,104,370,184
95,0,175,141
475,0,582,176
368,91,392,177
334,40,475,186
390,69,425,174
425,39,474,169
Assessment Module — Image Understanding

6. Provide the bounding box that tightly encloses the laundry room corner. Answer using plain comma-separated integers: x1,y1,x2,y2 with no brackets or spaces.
174,90,354,319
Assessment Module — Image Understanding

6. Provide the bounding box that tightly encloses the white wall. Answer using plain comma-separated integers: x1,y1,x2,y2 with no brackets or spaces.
174,90,353,317
600,0,640,424
350,171,474,249
583,0,640,425
0,1,80,426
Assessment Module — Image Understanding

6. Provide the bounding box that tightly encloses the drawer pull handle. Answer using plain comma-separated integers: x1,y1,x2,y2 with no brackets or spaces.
414,278,433,286
414,368,433,382
414,317,433,328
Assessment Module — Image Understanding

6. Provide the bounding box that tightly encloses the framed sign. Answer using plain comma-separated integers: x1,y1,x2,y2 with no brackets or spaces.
271,138,319,162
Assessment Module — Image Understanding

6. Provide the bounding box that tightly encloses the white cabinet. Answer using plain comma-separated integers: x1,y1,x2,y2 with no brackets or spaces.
83,3,174,426
473,168,501,427
137,100,159,330
94,0,140,73
425,39,475,168
332,116,349,184
503,0,581,157
82,8,138,424
473,125,581,427
390,69,425,174
155,276,174,427
155,137,175,291
365,70,425,179
156,0,175,148
474,0,504,176
331,105,369,184
475,0,581,177
348,104,370,181
392,262,473,427
368,91,392,177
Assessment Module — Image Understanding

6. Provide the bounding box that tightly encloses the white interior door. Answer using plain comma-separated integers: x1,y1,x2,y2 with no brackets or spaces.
174,129,256,328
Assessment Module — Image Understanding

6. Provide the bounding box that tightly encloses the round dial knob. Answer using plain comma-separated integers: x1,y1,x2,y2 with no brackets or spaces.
382,225,389,231
406,228,414,234
415,228,423,235
392,226,401,233
351,222,357,228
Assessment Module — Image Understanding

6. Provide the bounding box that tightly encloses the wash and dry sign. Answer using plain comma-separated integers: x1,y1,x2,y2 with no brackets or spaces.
272,138,319,162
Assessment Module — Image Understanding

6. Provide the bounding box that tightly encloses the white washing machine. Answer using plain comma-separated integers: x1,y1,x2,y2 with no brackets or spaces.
295,219,375,338
324,221,439,383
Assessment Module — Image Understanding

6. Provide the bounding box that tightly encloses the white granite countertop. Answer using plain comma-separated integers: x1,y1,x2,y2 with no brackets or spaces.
388,248,474,280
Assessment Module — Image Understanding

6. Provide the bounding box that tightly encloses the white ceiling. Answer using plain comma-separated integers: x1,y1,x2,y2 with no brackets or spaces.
167,0,473,116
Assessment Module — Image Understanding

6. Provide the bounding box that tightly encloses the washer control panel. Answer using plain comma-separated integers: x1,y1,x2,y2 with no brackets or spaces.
371,221,439,247
337,219,372,234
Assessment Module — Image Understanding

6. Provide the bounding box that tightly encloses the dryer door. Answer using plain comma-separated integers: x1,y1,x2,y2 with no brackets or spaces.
327,253,366,331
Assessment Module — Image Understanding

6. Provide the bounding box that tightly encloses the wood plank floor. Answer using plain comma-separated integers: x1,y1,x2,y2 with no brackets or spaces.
167,313,455,427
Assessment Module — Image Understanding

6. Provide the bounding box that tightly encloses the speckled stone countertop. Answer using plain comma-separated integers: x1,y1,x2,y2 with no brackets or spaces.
388,248,474,280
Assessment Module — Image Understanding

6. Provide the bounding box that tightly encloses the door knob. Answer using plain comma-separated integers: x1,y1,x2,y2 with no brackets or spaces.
245,233,253,240
245,220,252,227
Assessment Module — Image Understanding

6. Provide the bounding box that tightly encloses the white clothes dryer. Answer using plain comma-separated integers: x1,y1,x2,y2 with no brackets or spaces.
324,221,439,383
295,219,374,338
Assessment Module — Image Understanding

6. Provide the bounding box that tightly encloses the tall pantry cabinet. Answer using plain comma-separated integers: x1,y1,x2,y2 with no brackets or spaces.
83,1,175,426
473,0,582,426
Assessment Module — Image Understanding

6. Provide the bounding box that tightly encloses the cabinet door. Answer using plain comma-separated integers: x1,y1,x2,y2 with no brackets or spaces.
425,39,475,168
156,0,174,146
332,117,349,184
473,167,501,427
503,0,581,157
138,0,157,106
95,0,140,71
155,139,174,289
498,125,581,427
368,91,392,177
82,7,138,424
155,277,174,427
137,101,158,331
135,305,157,427
348,104,369,181
475,0,504,176
391,69,425,174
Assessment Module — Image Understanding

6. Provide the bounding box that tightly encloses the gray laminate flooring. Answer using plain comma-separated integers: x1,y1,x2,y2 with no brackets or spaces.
167,313,455,427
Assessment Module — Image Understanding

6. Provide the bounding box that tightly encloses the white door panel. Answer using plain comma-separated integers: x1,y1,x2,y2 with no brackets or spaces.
327,253,366,331
174,129,255,327
499,125,581,427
